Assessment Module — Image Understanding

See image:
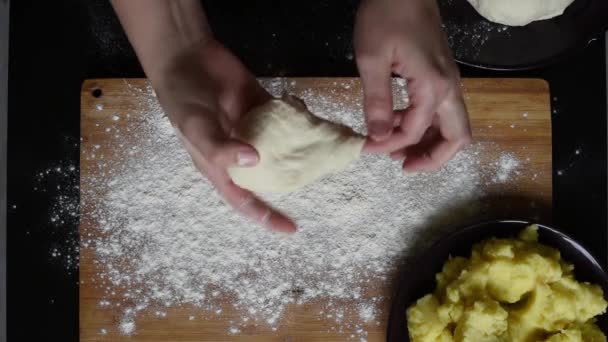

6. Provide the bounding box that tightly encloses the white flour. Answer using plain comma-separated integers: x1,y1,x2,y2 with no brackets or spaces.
494,153,521,182
31,161,80,274
81,79,521,339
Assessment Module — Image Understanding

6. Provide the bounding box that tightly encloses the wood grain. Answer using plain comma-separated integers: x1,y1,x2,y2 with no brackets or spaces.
81,78,552,341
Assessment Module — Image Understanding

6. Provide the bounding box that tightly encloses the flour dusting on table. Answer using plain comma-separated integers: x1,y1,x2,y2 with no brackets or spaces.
81,79,524,339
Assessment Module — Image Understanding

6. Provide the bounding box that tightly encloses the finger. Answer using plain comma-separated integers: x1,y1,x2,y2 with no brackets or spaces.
390,150,406,161
402,137,469,172
217,180,297,233
376,112,408,158
393,110,405,127
363,78,441,154
436,92,472,142
364,111,436,154
390,149,407,160
363,130,409,153
362,110,408,153
357,54,394,141
209,140,259,169
173,114,260,169
181,131,259,169
190,155,296,233
403,93,471,172
395,56,448,136
399,101,434,145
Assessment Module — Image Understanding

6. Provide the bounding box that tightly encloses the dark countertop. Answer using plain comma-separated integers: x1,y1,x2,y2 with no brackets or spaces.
7,0,607,340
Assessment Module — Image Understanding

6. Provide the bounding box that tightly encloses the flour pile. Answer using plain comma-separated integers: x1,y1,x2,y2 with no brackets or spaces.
81,80,520,339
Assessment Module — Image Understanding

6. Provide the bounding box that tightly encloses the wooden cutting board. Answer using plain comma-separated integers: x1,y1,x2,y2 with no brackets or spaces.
80,78,552,341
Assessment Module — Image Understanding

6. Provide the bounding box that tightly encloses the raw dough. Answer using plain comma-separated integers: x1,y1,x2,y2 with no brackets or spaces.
466,0,575,26
228,95,364,193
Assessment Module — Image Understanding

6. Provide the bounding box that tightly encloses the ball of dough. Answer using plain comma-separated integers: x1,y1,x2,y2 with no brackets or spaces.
467,0,575,26
228,95,364,193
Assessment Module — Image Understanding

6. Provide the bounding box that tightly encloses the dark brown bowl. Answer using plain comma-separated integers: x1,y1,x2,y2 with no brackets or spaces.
387,220,608,341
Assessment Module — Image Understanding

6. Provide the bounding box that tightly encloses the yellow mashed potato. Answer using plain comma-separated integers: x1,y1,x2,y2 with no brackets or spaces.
407,225,608,342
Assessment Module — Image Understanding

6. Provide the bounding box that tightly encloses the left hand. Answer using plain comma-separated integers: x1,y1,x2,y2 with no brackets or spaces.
354,0,472,172
152,39,296,233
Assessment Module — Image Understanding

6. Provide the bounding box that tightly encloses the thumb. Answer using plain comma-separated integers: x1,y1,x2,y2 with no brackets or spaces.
172,114,259,169
209,139,259,169
357,55,393,141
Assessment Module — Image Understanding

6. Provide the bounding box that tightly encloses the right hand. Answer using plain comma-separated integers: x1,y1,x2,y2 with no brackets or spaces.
151,39,297,233
354,0,471,172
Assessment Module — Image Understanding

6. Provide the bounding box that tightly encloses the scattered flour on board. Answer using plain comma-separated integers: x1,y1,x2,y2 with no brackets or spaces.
119,320,135,336
494,153,521,182
358,303,376,323
78,79,530,339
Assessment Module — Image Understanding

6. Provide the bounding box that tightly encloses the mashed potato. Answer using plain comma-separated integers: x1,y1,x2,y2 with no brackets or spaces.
407,225,608,342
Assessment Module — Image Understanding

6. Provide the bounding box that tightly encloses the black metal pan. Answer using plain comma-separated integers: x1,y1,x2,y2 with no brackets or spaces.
439,0,608,70
387,220,608,341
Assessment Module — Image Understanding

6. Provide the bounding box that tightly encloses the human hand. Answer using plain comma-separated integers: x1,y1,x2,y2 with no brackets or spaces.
152,39,296,233
354,0,472,172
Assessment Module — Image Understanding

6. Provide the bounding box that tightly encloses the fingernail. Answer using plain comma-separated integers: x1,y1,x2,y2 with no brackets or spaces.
237,151,258,166
368,121,391,141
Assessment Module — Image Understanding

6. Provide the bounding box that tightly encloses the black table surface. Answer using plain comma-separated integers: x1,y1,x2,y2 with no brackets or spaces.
7,0,608,340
